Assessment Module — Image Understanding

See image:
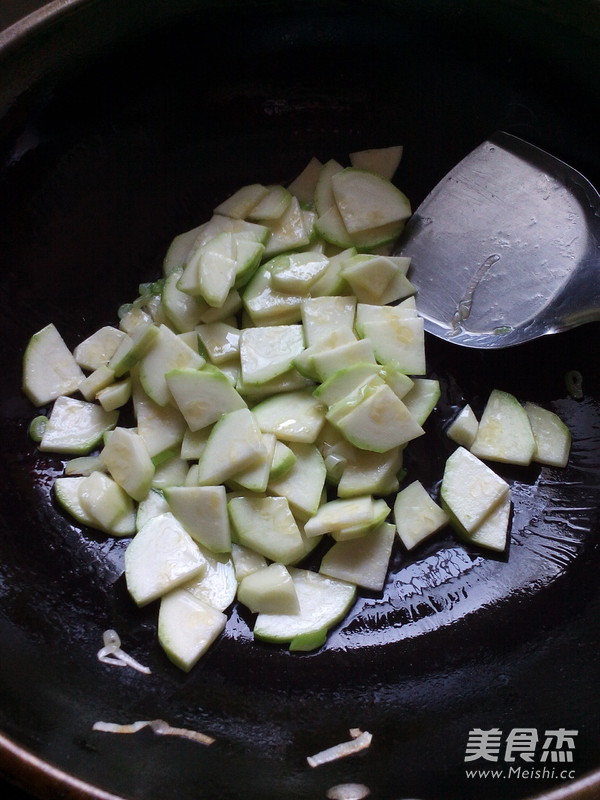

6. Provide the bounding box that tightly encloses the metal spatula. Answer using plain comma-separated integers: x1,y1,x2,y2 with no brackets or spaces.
395,131,600,348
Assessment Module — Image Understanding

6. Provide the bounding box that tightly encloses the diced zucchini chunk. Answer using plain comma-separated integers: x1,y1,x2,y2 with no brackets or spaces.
394,480,448,550
151,455,190,488
247,185,292,221
132,381,187,460
267,442,326,520
401,379,440,425
331,383,425,453
287,156,323,205
304,496,376,538
181,548,237,611
253,568,356,648
337,445,403,498
524,402,571,468
354,299,417,337
231,543,268,582
330,497,390,541
78,365,115,401
158,589,226,672
320,521,396,591
457,493,511,553
314,159,345,216
349,145,403,180
378,363,414,400
341,254,411,305
441,446,510,535
237,563,299,614
96,378,132,412
270,252,329,294
331,167,411,233
316,203,404,250
470,389,536,466
294,330,357,381
446,404,479,448
228,495,306,564
252,389,325,444
136,488,169,531
262,196,311,256
361,316,426,375
63,455,104,476
236,366,311,399
108,323,160,378
180,426,211,460
197,232,238,307
54,475,97,524
54,475,135,536
311,338,376,382
125,512,207,606
199,288,243,323
166,366,247,432
74,325,127,371
164,485,231,553
118,306,153,336
325,377,383,426
178,232,233,300
239,325,305,386
197,408,266,485
233,237,265,288
313,362,382,407
39,396,118,454
309,247,357,296
100,427,155,502
78,470,136,533
214,183,269,219
196,322,240,365
230,433,276,493
162,222,206,275
186,214,269,255
269,440,297,480
242,260,304,325
137,324,204,406
301,295,356,347
23,323,84,406
161,269,208,333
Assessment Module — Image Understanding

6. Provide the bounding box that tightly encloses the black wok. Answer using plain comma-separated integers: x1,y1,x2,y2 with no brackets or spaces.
1,1,600,798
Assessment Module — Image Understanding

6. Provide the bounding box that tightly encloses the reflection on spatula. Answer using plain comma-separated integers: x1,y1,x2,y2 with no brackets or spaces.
396,131,600,348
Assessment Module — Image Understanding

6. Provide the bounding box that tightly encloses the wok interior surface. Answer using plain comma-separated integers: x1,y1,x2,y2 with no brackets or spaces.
1,1,600,798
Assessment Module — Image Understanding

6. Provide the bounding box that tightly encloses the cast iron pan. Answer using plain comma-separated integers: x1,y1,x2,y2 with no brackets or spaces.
1,1,600,798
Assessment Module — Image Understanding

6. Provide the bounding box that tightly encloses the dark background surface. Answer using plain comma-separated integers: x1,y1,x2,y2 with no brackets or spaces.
2,5,57,799
1,6,37,795
0,2,41,788
0,1,48,30
2,780,35,800
0,16,36,796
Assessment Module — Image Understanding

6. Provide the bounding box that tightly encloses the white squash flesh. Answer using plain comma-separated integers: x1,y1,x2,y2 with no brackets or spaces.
23,323,84,406
125,513,206,606
22,144,573,674
253,568,356,647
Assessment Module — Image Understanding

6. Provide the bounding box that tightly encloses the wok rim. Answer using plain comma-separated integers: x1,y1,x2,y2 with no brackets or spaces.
0,730,125,800
0,0,80,50
3,726,600,800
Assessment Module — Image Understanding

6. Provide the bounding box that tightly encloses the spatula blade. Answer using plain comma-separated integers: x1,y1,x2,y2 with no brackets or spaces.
396,132,599,348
